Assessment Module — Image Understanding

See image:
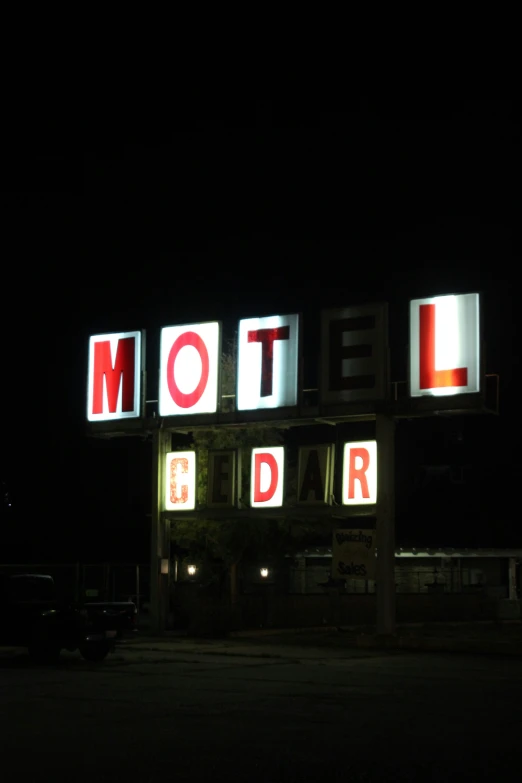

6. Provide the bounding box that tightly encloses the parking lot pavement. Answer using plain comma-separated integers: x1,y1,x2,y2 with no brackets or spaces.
2,640,522,782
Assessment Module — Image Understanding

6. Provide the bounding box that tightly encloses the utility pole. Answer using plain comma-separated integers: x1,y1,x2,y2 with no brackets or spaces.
376,414,396,636
149,427,171,634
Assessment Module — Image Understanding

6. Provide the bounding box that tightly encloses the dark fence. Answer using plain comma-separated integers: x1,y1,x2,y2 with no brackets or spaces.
172,585,504,635
1,562,515,634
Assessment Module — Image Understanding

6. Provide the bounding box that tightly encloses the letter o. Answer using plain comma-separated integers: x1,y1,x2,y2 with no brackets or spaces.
167,331,210,409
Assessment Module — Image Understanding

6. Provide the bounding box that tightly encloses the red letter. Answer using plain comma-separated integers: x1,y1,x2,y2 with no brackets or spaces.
348,448,370,500
419,304,468,390
92,337,135,414
170,457,189,505
248,326,290,397
254,452,279,503
167,331,210,408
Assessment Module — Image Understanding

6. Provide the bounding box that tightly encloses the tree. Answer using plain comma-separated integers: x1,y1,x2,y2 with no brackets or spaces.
170,425,290,602
169,340,316,604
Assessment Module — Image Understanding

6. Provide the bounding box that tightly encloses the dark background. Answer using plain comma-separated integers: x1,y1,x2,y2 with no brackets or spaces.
0,100,519,561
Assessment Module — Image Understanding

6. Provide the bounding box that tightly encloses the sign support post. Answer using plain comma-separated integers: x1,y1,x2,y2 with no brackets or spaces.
376,413,396,636
150,427,171,634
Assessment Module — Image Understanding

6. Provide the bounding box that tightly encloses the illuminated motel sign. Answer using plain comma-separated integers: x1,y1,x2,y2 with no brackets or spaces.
237,314,299,410
342,441,377,505
87,294,481,422
165,451,196,511
87,295,481,421
159,322,221,415
164,442,376,511
250,447,285,508
409,293,480,397
85,298,481,514
87,331,143,422
87,296,483,639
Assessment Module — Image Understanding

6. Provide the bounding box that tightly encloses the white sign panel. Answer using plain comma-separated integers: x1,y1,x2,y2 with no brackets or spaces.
342,441,377,505
320,304,388,403
251,447,285,508
332,529,376,581
410,293,480,397
159,322,221,415
87,330,142,422
237,314,299,410
165,451,196,511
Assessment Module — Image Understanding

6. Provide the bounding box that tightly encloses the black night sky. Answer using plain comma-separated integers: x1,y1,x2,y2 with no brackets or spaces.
1,100,519,562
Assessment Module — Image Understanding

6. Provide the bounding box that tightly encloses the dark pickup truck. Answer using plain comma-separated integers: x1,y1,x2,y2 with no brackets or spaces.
0,573,137,663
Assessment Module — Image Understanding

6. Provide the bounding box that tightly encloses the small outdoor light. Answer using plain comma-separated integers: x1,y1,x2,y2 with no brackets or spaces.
260,567,269,578
187,564,197,576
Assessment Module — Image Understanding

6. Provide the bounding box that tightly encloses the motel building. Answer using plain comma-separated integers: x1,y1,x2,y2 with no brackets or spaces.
87,294,519,633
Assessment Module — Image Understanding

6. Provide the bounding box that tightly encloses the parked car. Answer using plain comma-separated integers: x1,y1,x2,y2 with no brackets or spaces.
0,573,137,663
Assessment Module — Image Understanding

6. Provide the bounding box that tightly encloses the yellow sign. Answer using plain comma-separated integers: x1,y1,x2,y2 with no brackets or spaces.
332,529,376,581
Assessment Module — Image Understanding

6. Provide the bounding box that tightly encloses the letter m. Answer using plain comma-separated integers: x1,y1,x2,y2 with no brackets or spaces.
92,336,136,415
